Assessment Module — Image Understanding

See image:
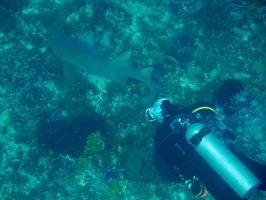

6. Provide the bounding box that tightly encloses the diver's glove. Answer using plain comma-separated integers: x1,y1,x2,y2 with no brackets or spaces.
185,177,209,198
145,98,172,122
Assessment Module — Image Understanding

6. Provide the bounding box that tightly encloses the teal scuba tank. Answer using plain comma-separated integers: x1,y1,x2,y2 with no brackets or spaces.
185,123,260,199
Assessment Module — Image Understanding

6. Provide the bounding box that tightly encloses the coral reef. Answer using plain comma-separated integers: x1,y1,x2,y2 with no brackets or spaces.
0,0,265,199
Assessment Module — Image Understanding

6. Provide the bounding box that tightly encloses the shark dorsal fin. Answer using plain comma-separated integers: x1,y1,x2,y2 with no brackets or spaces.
109,50,132,86
113,50,132,67
139,67,153,79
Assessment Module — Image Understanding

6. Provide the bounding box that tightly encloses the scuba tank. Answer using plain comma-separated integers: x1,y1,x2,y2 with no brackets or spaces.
185,123,260,199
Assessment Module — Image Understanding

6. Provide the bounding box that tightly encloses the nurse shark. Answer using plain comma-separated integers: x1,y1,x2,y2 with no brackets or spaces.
48,33,157,107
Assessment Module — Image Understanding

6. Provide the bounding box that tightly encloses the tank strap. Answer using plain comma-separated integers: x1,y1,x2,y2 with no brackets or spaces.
189,127,210,148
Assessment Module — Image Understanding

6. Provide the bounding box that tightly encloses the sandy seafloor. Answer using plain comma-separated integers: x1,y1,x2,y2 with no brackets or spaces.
0,0,266,199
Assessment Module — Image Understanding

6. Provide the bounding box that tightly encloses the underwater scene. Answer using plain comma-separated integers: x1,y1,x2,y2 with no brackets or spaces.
0,0,266,199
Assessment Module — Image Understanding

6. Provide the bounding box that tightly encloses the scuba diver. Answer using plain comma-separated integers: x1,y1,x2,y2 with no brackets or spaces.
145,79,266,200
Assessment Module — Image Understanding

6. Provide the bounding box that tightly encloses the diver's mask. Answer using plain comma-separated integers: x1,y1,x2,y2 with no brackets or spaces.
145,98,172,122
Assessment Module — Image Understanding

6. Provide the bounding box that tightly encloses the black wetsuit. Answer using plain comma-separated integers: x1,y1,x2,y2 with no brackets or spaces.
153,80,266,200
